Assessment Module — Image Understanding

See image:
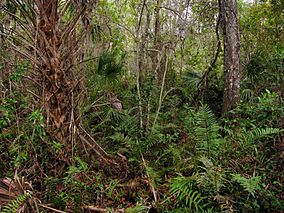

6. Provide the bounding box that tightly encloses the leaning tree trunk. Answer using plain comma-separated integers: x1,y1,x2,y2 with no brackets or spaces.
38,0,75,157
220,0,241,115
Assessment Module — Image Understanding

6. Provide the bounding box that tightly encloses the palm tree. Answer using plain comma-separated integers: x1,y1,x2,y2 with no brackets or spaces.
3,0,127,172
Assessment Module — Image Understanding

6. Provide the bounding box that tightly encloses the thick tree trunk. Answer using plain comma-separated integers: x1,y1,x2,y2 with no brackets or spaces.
36,1,126,172
220,0,241,115
38,0,75,157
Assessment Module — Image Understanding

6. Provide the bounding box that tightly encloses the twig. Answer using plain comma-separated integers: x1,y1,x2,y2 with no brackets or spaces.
26,89,41,100
79,134,110,165
70,91,75,160
78,124,109,157
141,154,158,203
194,1,222,101
135,134,158,203
65,56,99,72
38,204,66,213
83,205,125,212
135,0,146,129
162,87,176,102
138,0,147,32
152,53,169,128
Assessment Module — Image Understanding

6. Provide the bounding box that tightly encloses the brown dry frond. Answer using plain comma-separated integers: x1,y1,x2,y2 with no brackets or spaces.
0,172,39,212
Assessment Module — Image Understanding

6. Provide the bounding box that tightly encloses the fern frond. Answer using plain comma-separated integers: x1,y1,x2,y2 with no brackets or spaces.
232,174,261,197
241,89,254,101
239,127,280,146
197,157,227,194
194,104,222,158
251,128,279,139
1,191,32,213
169,176,204,212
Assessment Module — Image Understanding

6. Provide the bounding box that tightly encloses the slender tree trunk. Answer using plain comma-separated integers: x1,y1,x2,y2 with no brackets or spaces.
139,7,151,79
152,0,164,83
220,0,241,115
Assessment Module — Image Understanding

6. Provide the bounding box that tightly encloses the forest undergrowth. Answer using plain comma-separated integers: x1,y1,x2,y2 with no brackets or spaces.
0,0,284,212
1,72,283,212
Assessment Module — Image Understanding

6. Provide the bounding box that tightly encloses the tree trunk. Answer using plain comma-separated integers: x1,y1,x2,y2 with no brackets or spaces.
220,0,241,115
38,0,76,158
37,1,127,172
136,0,151,82
152,0,164,83
2,0,127,174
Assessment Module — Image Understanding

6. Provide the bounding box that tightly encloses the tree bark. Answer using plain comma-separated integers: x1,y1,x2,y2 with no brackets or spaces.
38,0,76,157
220,0,241,115
2,0,127,173
152,0,164,83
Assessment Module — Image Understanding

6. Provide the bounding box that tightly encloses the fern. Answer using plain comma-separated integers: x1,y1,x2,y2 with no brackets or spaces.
240,127,279,144
194,104,222,159
232,174,262,197
241,89,254,102
197,157,227,193
1,191,32,213
237,127,280,153
169,176,204,212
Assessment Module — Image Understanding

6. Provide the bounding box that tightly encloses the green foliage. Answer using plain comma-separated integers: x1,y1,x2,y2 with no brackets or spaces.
105,179,119,200
194,104,222,158
197,157,227,195
183,104,224,160
1,0,283,212
226,126,281,158
9,60,30,82
0,98,17,128
49,140,64,154
63,156,89,185
156,143,193,174
125,206,148,213
169,176,205,212
181,70,201,95
240,0,284,97
244,50,284,92
97,50,126,80
1,191,32,213
232,174,261,197
27,109,45,140
226,90,284,129
240,127,279,144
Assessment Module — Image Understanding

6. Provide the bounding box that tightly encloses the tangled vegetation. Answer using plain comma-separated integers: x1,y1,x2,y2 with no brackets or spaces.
0,0,283,212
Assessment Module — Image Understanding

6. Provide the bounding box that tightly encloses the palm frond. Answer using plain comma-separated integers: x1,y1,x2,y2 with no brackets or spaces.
182,70,202,87
241,88,254,101
97,50,125,80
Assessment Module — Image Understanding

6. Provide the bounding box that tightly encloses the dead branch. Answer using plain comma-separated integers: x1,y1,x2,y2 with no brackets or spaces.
83,205,125,212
